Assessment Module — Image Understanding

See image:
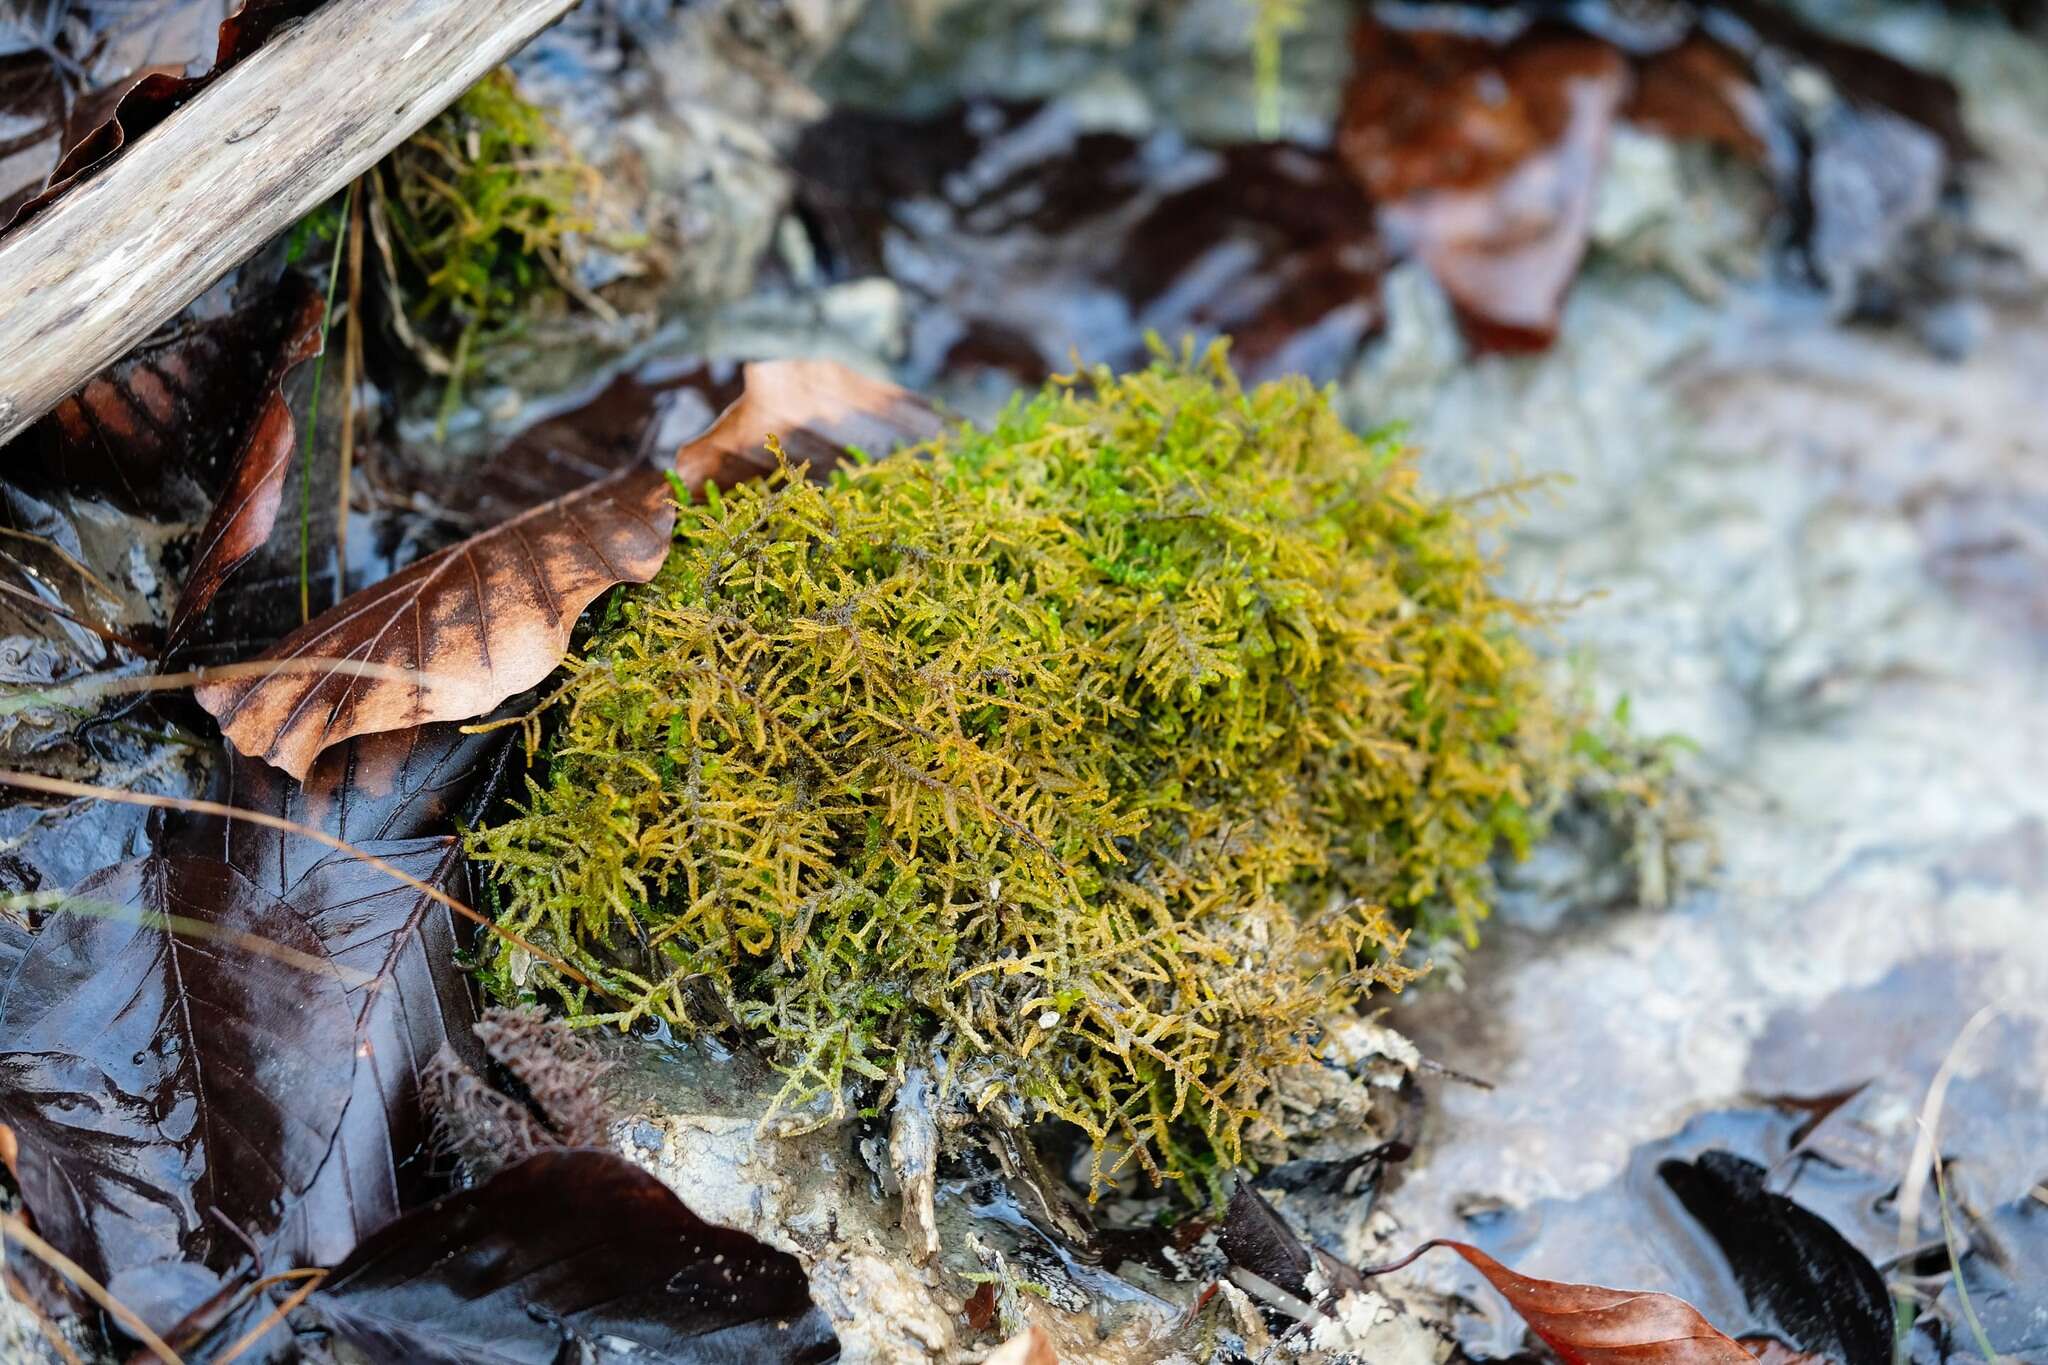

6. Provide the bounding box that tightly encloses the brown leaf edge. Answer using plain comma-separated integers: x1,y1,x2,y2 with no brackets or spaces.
0,1,322,238
166,277,329,646
196,359,943,779
1361,1239,1756,1365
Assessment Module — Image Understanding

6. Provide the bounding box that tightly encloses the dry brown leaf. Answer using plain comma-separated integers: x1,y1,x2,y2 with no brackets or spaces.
197,360,941,778
1370,1240,1755,1365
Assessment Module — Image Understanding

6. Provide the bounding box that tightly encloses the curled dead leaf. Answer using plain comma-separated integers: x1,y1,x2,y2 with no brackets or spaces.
167,278,328,645
1,1,321,237
196,359,942,778
1365,1239,1755,1365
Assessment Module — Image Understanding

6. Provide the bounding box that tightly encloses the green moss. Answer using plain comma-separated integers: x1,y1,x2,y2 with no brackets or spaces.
469,347,1571,1192
380,69,596,421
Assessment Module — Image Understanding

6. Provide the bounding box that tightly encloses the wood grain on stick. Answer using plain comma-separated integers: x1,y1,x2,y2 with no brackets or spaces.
0,0,582,448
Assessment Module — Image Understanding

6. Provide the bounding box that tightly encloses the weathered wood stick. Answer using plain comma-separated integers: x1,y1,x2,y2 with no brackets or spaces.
0,0,582,448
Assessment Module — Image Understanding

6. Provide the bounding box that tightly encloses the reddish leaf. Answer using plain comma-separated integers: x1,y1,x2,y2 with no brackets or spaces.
1623,39,1771,162
1337,20,1630,352
166,279,327,645
0,854,357,1309
304,1147,839,1364
1381,1240,1755,1364
197,359,942,779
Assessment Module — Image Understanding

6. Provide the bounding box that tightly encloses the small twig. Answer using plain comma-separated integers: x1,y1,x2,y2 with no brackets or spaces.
6,1274,85,1365
0,657,443,718
1898,1003,2005,1256
0,1211,183,1365
335,173,368,602
1226,1267,1317,1322
213,1269,327,1365
0,526,122,604
298,184,353,624
2,888,376,987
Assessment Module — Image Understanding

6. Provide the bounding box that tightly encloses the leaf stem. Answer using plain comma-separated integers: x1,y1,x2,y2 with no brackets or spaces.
297,184,356,624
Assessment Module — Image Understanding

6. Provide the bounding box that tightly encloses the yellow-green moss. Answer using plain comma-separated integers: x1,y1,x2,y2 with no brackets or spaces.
380,69,596,419
469,348,1569,1191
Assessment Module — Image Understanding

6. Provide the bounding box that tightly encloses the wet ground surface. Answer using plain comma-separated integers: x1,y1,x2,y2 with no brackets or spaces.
1351,59,2048,1344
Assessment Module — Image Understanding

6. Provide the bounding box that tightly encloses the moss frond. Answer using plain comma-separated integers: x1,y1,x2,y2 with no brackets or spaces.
470,344,1568,1193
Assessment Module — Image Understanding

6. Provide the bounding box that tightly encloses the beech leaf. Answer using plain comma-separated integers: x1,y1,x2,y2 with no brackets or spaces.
166,278,329,646
1379,1240,1757,1365
0,854,357,1304
1,0,321,237
304,1147,840,1364
1337,22,1628,351
197,359,941,779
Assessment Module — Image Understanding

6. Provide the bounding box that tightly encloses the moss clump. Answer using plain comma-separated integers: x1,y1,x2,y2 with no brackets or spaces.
470,348,1566,1191
379,69,596,416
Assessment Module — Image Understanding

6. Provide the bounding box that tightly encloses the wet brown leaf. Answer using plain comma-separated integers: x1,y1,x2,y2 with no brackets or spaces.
28,276,317,522
0,854,357,1312
197,360,941,779
0,0,229,225
1,0,320,236
796,102,1386,387
303,1147,840,1363
1623,38,1771,161
1338,20,1630,351
404,359,746,530
166,278,327,646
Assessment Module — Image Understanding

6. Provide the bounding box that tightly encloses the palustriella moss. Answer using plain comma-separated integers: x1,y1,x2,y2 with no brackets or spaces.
378,68,599,417
469,346,1577,1193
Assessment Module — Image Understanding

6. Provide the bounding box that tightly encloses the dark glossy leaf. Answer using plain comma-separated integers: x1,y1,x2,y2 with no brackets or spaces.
1660,1152,1895,1365
0,854,356,1305
26,276,320,522
794,102,1385,387
0,0,230,225
166,278,327,646
1337,20,1629,351
305,1148,840,1364
270,837,482,1268
174,720,517,892
198,359,942,779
